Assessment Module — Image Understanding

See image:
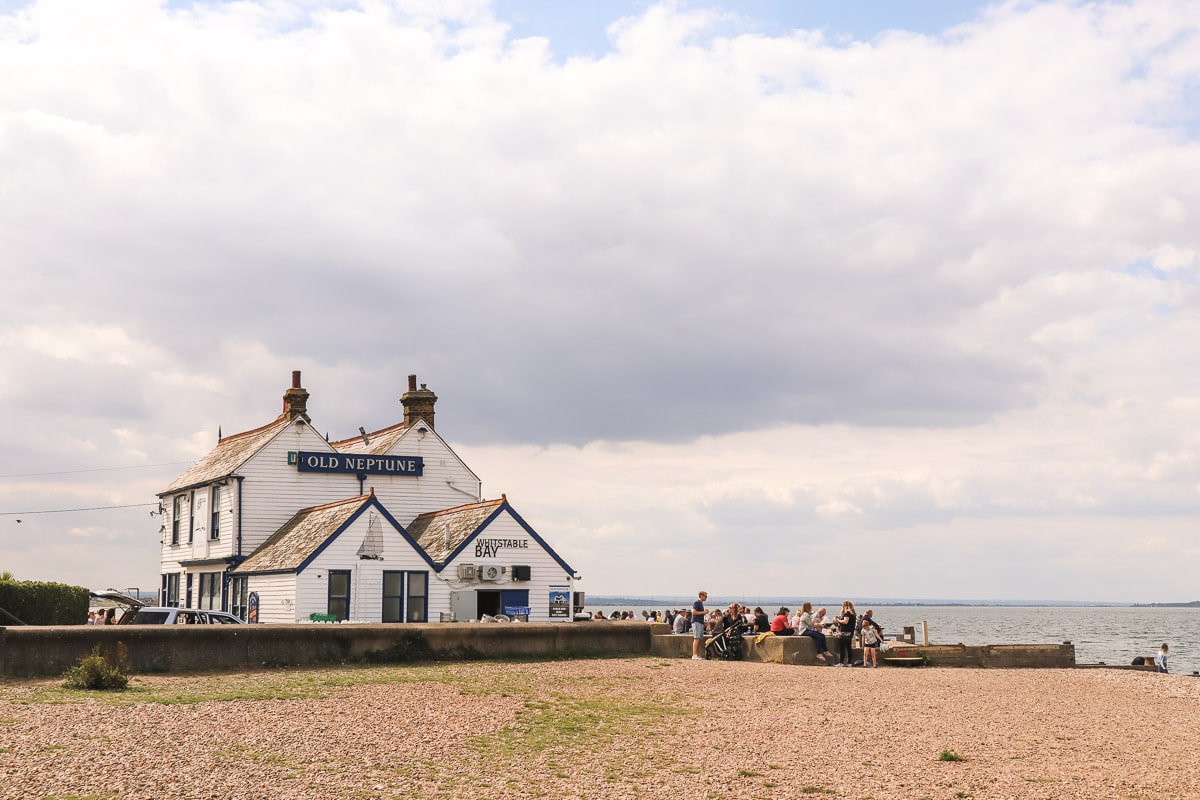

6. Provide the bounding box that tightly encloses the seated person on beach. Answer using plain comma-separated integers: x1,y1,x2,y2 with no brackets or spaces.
862,609,883,637
750,607,771,633
721,604,745,632
794,602,834,660
673,610,690,634
770,607,795,635
812,607,830,629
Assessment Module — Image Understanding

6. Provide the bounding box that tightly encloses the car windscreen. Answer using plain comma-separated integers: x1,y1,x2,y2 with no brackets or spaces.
131,610,171,624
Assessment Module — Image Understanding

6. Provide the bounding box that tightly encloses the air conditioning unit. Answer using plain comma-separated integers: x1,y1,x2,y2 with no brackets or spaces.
480,565,505,582
456,563,477,580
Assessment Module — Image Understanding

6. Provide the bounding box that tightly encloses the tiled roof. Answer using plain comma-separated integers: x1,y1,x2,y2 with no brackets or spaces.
330,422,409,455
160,416,291,495
232,495,368,574
408,499,505,563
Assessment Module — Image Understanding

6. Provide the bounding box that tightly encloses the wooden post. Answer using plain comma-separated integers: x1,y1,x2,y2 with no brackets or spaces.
922,620,929,646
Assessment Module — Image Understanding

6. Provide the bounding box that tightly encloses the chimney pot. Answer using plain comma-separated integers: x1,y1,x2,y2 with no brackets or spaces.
282,372,311,422
400,375,437,430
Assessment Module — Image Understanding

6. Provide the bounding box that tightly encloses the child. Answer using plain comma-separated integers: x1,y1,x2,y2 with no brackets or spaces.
860,617,881,667
1155,643,1169,674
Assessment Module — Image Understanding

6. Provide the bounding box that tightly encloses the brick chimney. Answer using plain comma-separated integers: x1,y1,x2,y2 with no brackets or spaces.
282,370,311,422
400,374,437,430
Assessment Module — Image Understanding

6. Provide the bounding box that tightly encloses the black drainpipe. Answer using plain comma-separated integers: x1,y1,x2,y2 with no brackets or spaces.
235,475,245,558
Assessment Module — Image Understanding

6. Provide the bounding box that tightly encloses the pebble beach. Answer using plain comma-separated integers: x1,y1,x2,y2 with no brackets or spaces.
3,657,1198,800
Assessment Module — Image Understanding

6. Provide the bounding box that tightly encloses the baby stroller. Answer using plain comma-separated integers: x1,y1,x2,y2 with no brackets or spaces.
705,621,745,661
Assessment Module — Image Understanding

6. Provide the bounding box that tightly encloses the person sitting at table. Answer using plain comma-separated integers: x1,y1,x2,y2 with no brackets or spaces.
770,607,795,636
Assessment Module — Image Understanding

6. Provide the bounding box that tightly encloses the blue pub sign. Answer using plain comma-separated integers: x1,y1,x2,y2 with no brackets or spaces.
292,451,424,476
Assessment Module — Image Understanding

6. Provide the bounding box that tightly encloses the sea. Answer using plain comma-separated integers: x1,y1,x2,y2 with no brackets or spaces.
585,603,1200,676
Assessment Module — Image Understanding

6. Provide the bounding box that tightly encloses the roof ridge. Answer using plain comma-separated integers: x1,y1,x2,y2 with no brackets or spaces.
328,420,408,447
296,494,371,515
218,414,290,444
411,497,503,521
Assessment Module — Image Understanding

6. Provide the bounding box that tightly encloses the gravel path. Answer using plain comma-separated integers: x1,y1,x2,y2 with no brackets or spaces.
2,658,1198,799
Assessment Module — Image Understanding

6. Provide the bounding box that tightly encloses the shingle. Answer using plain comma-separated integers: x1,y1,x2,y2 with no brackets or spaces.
233,495,367,574
330,422,409,455
159,417,290,495
407,499,504,563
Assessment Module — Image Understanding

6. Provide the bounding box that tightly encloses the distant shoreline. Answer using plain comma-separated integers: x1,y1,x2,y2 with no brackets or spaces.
588,596,1200,608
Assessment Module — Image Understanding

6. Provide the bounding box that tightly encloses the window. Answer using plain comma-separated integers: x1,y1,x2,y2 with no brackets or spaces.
328,570,351,621
171,496,181,545
382,571,403,623
210,485,222,541
187,491,195,544
229,575,248,620
162,573,180,607
406,571,428,623
198,572,222,610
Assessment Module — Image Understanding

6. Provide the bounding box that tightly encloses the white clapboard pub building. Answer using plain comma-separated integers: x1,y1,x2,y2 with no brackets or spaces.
156,372,578,623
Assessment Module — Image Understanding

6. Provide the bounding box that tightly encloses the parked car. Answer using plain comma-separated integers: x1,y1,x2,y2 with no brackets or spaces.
130,607,245,625
89,590,146,625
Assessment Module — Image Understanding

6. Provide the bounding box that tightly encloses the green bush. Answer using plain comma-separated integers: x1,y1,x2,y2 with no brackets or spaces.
64,646,130,691
0,579,89,625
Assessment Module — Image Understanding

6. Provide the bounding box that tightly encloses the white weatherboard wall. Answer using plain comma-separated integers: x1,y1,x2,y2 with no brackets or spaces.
370,427,481,524
440,509,573,622
247,573,299,624
237,422,360,559
293,509,434,623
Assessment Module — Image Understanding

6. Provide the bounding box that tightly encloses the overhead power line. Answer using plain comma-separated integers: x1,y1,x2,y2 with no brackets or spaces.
0,461,191,480
0,503,158,517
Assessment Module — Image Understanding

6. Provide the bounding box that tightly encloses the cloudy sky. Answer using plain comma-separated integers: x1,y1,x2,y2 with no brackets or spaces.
1,0,1197,603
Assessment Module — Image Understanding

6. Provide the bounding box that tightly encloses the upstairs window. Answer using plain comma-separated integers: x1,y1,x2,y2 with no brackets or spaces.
171,496,181,545
210,485,222,541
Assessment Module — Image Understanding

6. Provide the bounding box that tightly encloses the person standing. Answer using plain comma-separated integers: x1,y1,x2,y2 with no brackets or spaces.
860,617,881,667
835,601,857,666
692,590,708,660
1156,643,1169,674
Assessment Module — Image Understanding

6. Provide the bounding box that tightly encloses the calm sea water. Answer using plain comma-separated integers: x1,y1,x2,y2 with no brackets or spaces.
588,604,1200,675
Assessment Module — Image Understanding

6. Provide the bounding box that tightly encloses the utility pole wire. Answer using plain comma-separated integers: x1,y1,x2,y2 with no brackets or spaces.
0,503,158,516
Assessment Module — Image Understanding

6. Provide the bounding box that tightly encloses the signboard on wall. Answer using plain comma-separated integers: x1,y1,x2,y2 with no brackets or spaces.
548,586,570,618
290,451,424,476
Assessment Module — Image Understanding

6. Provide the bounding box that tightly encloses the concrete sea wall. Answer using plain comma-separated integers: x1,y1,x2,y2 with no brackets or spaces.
0,622,1076,678
0,622,653,678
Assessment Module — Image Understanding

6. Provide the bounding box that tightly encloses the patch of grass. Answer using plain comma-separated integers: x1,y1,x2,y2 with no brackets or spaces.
738,769,762,777
800,787,836,795
938,749,966,762
955,792,973,798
